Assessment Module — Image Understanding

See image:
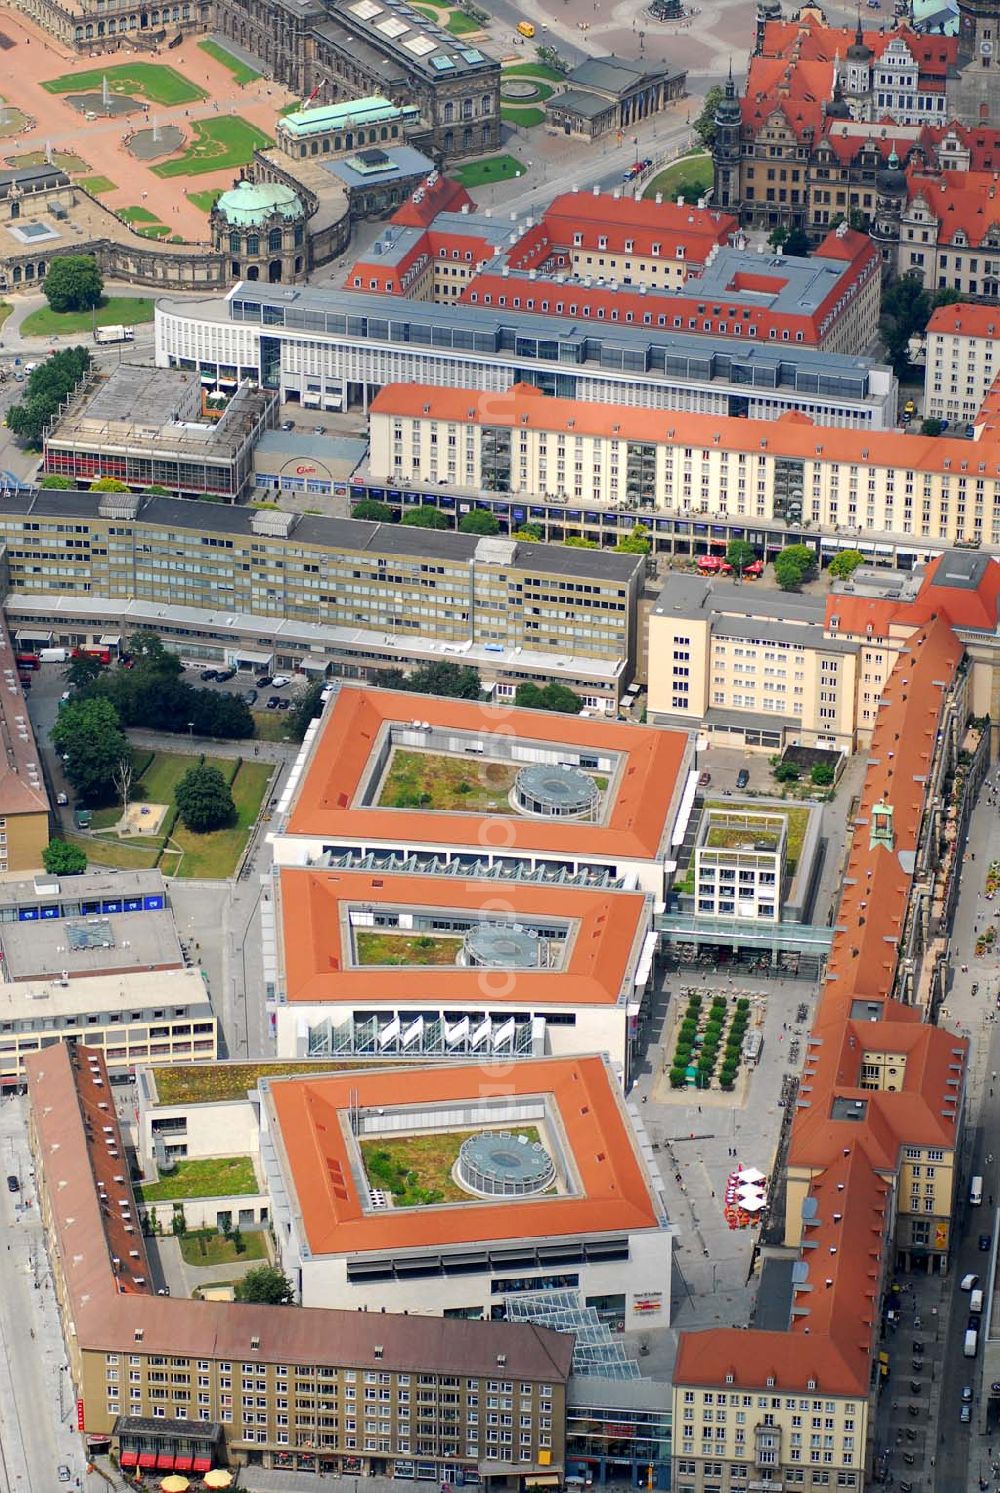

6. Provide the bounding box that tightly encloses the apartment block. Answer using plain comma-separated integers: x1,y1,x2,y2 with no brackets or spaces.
0,491,641,709
367,379,1000,551
924,300,1000,424
29,1041,573,1480
0,966,216,1090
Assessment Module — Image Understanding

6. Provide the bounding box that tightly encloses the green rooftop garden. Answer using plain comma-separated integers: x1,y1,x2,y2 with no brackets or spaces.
360,1127,542,1206
151,1059,392,1105
379,749,516,811
136,1155,258,1202
354,930,463,966
705,800,809,873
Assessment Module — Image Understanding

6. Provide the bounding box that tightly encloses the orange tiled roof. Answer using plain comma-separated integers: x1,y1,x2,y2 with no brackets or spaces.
278,867,649,1007
266,1055,663,1255
927,300,1000,340
673,612,968,1396
391,175,474,227
368,382,1000,480
284,686,689,864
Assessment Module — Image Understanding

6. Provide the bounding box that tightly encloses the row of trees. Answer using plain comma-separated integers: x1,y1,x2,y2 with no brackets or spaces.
352,501,653,554
7,345,93,447
68,631,254,739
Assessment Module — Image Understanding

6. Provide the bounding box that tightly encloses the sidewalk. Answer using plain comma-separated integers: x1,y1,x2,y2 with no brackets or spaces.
126,727,296,765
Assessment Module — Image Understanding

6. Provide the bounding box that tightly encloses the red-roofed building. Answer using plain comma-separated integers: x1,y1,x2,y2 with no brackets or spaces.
671,604,977,1490
925,299,1000,427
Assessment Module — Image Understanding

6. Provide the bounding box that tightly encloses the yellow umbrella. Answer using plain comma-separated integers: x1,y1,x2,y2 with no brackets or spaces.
161,1478,190,1493
203,1474,232,1490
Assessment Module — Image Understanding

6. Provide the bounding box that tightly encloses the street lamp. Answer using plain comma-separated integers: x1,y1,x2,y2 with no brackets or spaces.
187,721,194,740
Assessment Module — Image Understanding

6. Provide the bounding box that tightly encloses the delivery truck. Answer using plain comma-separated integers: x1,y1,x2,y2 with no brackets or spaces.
93,325,135,345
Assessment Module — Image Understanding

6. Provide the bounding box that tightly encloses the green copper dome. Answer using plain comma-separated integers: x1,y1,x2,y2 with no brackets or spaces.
215,180,304,227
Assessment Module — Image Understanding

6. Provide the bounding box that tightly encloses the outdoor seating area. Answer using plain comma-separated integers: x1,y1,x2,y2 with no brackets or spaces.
722,1163,769,1229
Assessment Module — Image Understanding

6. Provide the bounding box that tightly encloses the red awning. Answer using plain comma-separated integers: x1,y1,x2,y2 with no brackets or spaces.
156,1453,175,1470
120,1453,138,1468
138,1454,157,1469
193,1459,212,1473
174,1457,194,1472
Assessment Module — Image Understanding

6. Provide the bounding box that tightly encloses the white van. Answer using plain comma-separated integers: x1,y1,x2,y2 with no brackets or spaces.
971,1175,984,1205
965,1328,979,1358
971,1288,985,1315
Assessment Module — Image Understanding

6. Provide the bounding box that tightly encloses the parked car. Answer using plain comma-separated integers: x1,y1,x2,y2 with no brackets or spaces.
200,668,217,681
698,770,711,788
961,1273,980,1290
56,792,68,807
271,674,291,688
266,696,281,710
58,1467,71,1484
961,1405,972,1424
6,1174,19,1193
736,768,750,789
280,418,295,431
962,1386,973,1402
255,674,273,688
215,667,237,682
980,1233,992,1251
244,688,258,706
277,698,291,710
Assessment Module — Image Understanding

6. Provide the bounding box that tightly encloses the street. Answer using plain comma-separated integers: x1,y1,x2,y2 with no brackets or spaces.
0,1098,88,1493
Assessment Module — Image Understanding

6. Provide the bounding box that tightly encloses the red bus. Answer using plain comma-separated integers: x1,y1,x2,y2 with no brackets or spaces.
72,647,111,665
15,653,40,670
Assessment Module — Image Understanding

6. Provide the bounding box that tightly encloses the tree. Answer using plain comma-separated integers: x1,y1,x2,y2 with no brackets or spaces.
89,477,130,492
773,543,816,591
352,499,396,522
615,524,651,554
401,506,451,529
43,254,104,314
64,653,105,689
693,84,724,147
515,681,583,714
563,535,599,548
879,275,931,375
51,697,131,805
827,548,865,580
175,764,236,833
774,760,800,783
921,417,944,437
380,661,482,699
458,509,500,535
42,840,87,876
811,762,835,786
513,523,543,541
768,225,789,252
783,227,811,257
234,1265,295,1305
143,485,172,496
127,630,182,676
726,539,757,573
39,474,73,489
6,345,92,448
290,679,325,741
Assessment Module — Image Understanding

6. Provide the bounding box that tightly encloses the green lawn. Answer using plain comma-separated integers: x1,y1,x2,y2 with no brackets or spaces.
137,1155,258,1203
379,748,515,811
171,759,272,878
252,709,293,742
120,204,160,223
501,105,546,128
152,117,274,178
355,930,463,966
78,175,117,194
20,296,155,337
137,224,171,238
187,187,222,213
643,151,713,202
198,39,262,84
42,62,205,106
179,1227,268,1265
502,61,563,80
140,749,208,804
64,832,162,871
453,153,525,188
8,148,90,173
0,303,11,333
410,2,480,30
